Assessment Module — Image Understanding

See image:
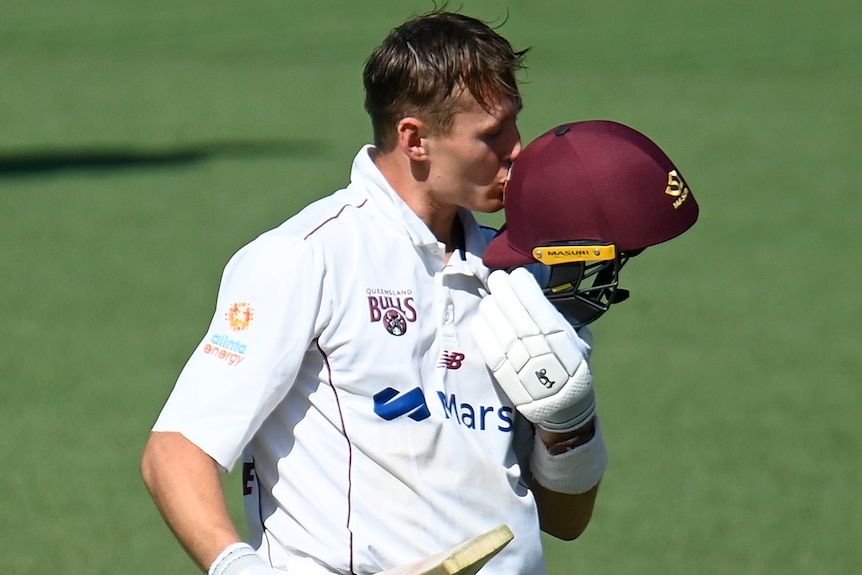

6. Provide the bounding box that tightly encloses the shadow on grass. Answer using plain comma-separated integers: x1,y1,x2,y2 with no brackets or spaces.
0,139,328,178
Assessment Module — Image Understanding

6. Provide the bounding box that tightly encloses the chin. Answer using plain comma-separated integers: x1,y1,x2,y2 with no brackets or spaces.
474,199,504,214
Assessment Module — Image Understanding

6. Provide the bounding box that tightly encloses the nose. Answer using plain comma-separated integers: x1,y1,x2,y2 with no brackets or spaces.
509,140,522,163
504,138,522,179
508,129,523,163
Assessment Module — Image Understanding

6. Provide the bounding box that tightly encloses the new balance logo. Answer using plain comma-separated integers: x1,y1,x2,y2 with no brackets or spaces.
373,387,431,421
438,350,465,369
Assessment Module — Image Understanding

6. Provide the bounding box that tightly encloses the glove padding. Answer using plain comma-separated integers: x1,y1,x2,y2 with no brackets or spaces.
472,268,596,432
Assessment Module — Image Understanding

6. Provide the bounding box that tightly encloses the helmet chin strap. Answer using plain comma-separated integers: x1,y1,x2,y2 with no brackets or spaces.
611,287,630,304
607,249,643,304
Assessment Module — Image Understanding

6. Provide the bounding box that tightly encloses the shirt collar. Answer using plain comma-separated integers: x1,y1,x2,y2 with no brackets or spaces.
350,145,491,283
350,145,438,247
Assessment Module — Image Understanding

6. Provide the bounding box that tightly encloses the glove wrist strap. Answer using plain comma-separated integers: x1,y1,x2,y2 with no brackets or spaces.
537,388,596,432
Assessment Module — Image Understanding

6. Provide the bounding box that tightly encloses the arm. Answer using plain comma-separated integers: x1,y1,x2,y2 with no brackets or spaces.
472,268,608,539
532,426,600,540
140,431,243,572
533,483,599,540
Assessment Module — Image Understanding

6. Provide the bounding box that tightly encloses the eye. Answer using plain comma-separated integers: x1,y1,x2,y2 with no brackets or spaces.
482,125,503,140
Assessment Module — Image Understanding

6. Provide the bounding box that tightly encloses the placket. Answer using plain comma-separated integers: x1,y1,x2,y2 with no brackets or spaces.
432,260,471,401
435,267,458,349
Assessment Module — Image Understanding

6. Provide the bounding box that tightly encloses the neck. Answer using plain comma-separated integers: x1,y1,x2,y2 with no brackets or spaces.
372,147,463,250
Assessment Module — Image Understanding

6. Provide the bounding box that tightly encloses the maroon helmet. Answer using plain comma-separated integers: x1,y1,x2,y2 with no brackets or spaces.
484,120,699,326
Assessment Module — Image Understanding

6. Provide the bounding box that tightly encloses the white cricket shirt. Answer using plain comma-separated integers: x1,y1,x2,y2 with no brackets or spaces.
153,146,547,575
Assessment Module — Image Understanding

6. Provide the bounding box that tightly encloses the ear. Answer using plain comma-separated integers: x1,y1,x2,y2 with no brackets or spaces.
395,117,428,161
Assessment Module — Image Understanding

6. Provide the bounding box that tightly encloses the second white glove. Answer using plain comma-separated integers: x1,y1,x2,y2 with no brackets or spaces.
209,543,285,575
472,267,596,432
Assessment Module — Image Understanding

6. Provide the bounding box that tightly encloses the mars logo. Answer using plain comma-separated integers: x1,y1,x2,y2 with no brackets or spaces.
373,387,430,421
226,302,254,331
367,292,417,336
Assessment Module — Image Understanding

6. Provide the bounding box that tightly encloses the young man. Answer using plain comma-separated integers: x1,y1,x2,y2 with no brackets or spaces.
141,11,602,575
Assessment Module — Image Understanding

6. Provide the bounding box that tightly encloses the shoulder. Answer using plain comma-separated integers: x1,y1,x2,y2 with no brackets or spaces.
239,187,370,252
220,187,374,276
281,186,375,243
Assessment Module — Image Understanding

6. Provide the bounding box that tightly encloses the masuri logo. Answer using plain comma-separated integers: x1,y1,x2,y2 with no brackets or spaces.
664,169,691,209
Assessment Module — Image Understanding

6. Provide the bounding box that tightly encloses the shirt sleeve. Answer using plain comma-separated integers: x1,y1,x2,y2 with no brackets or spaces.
152,229,327,470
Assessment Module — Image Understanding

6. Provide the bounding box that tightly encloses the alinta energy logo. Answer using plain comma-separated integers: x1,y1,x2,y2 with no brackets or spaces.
226,302,254,331
199,302,253,367
202,334,248,367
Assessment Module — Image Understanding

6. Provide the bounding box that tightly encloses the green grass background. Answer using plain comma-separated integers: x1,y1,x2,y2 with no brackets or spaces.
2,0,859,573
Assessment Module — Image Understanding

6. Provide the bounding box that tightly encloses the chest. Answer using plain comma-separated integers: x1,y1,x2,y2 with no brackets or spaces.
315,241,499,409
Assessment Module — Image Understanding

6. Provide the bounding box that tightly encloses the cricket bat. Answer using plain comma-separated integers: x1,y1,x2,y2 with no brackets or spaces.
376,524,514,575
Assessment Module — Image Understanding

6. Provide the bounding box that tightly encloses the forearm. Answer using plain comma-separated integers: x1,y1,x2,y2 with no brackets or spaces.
141,431,243,572
532,418,604,539
533,482,599,540
472,269,607,539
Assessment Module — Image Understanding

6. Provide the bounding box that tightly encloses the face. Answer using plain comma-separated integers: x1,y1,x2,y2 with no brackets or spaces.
422,93,522,214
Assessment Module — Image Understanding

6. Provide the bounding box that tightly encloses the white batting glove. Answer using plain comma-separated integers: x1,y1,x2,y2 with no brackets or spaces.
472,268,596,432
209,543,284,575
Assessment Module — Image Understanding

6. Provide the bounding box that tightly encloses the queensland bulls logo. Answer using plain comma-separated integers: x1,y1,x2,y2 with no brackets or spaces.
382,309,407,336
367,288,417,336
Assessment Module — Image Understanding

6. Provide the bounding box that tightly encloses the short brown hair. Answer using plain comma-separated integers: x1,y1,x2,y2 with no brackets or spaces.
363,10,529,151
